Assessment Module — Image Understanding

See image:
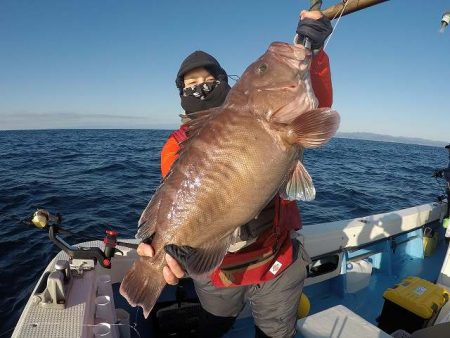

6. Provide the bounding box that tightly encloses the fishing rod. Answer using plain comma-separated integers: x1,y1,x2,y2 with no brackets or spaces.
301,0,389,49
314,1,449,34
432,144,450,228
314,0,390,20
23,209,139,268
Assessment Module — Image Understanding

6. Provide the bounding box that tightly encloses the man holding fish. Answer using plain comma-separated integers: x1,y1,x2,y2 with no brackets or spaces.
121,9,337,338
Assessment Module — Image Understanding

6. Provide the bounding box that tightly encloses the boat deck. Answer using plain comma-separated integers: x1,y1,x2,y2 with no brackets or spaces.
305,233,448,326
230,228,448,337
111,223,448,337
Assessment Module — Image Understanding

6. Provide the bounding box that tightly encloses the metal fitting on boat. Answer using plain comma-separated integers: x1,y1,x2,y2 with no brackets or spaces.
55,260,71,282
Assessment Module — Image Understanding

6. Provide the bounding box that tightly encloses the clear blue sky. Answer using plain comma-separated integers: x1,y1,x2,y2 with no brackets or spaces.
1,1,449,142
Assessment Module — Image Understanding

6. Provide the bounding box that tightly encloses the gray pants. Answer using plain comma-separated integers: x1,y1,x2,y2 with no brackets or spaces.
194,240,311,338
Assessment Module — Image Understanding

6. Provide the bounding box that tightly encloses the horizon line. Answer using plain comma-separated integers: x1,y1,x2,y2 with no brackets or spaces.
0,128,447,146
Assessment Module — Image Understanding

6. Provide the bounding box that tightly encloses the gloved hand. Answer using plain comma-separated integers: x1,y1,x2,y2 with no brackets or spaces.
296,11,333,50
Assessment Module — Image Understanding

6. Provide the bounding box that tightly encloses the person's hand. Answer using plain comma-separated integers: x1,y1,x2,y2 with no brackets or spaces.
300,10,324,21
136,243,185,285
296,10,333,50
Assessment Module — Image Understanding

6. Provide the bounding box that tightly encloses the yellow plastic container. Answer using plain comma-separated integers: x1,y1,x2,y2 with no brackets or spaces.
423,227,438,256
383,276,449,319
378,276,450,333
443,217,450,229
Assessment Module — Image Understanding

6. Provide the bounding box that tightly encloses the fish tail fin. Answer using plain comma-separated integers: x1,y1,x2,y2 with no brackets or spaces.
288,108,340,148
120,257,166,318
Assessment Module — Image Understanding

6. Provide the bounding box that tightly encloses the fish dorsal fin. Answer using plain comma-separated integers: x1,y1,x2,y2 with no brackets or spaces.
165,107,221,177
136,190,162,240
279,160,316,201
285,108,340,148
164,232,234,279
163,108,221,180
182,107,221,141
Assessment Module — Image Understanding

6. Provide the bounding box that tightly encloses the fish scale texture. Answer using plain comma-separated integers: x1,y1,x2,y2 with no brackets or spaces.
120,42,339,315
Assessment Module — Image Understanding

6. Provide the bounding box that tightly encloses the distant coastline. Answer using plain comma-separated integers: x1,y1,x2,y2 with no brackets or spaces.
336,132,448,148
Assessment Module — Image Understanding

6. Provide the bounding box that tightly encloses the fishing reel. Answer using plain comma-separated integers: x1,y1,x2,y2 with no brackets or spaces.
31,209,62,229
25,209,138,269
432,169,446,179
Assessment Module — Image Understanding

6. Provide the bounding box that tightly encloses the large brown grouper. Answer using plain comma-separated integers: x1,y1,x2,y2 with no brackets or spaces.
120,42,340,317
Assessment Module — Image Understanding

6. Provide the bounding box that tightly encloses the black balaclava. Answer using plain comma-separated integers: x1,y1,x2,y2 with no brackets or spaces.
176,51,231,115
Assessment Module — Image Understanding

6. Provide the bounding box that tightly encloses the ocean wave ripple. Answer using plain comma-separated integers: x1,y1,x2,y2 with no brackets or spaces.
0,130,447,334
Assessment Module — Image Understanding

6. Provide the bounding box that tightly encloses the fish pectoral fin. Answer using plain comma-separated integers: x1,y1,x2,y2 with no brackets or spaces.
286,108,340,148
164,238,230,279
164,244,196,272
280,161,316,201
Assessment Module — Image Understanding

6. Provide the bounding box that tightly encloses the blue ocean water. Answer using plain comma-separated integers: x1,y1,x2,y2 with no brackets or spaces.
0,129,447,335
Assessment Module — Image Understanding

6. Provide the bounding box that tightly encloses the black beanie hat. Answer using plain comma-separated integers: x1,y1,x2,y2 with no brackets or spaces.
175,51,228,91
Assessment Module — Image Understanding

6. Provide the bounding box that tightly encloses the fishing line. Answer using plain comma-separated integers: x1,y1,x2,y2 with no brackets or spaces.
434,177,448,197
228,74,240,82
0,327,15,338
324,0,350,50
133,306,141,333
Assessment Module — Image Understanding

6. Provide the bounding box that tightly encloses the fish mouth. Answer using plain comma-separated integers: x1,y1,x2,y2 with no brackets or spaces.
268,42,308,64
262,82,299,91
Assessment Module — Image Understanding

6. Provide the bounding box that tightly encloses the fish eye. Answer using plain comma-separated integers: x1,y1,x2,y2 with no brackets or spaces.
257,63,268,74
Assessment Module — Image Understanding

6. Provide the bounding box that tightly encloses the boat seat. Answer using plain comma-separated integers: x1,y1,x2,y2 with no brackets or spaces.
410,321,450,338
409,296,450,338
387,296,450,338
296,305,392,338
390,315,450,338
